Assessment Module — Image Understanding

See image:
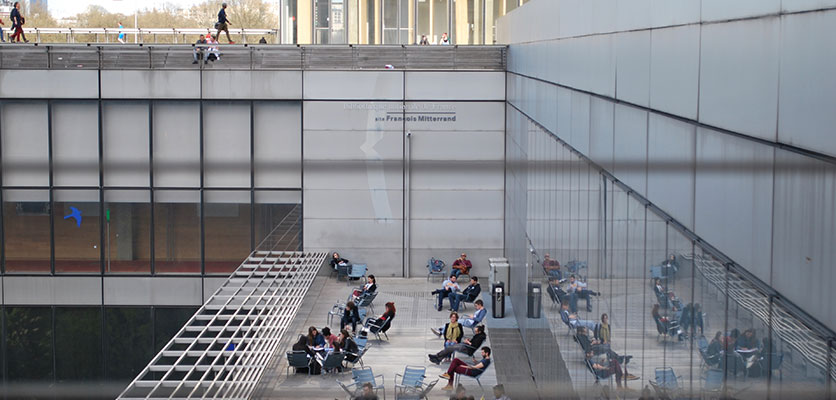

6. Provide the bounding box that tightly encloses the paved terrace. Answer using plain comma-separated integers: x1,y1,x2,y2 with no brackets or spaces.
251,271,529,400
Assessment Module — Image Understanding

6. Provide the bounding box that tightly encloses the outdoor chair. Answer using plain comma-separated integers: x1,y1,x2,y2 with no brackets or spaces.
336,262,351,281
457,291,479,311
699,347,722,369
317,351,346,377
286,350,311,377
653,315,681,342
758,353,783,381
354,291,378,315
352,367,386,400
585,359,615,386
453,368,485,397
365,314,394,341
344,343,371,368
353,334,369,350
394,365,426,400
702,368,723,394
427,257,446,282
395,379,438,400
347,263,367,286
327,302,345,326
649,367,682,398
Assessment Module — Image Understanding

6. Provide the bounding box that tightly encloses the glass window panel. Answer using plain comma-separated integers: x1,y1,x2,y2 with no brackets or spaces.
203,102,250,188
55,308,102,382
1,102,49,186
417,0,429,41
154,190,200,274
104,190,151,274
103,102,150,187
204,191,251,275
54,189,101,274
253,102,301,189
153,102,200,188
254,191,301,251
5,307,53,382
105,307,153,381
154,307,198,353
431,0,448,44
51,102,99,187
3,189,51,273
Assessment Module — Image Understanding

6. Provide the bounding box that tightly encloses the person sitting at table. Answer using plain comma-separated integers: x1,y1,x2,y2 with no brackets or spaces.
321,327,338,348
307,326,326,348
451,253,473,277
365,302,396,334
291,334,320,374
431,274,461,311
543,253,562,280
339,329,360,362
330,252,350,271
735,328,760,371
341,301,361,334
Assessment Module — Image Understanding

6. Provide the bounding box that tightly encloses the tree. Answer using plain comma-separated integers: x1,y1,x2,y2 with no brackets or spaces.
188,0,277,30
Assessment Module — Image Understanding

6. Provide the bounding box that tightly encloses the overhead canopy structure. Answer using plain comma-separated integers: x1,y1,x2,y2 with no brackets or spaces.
117,249,326,400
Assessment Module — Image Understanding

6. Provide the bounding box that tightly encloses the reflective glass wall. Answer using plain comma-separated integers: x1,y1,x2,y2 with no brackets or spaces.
505,106,836,398
0,100,302,276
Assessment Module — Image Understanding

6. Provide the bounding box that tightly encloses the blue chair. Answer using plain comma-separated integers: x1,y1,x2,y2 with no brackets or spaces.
395,365,426,399
317,351,346,377
286,350,311,377
347,263,367,286
353,367,386,400
427,257,446,282
702,368,724,394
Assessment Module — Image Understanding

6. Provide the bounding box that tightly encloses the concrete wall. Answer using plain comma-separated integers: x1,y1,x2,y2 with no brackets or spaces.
498,0,836,331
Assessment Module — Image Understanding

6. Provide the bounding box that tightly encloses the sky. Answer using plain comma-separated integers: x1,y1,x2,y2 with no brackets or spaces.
49,0,204,19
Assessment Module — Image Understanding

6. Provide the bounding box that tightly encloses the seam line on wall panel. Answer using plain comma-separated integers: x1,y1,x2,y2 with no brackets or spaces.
506,71,836,167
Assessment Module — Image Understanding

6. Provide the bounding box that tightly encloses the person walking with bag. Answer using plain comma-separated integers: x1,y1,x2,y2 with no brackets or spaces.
9,2,29,43
215,2,235,44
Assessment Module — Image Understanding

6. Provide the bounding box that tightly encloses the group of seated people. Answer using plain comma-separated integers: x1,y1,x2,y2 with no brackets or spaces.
431,275,482,312
704,328,773,378
547,273,600,313
291,326,360,374
426,302,490,391
192,34,221,64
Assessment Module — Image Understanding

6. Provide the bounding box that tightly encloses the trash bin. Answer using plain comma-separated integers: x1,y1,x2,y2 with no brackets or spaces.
527,282,541,319
492,282,505,319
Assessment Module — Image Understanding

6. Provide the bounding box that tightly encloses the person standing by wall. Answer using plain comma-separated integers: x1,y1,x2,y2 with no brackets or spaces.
9,2,29,43
215,2,235,44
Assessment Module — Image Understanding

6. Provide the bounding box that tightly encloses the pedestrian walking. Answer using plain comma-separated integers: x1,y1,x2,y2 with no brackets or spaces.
117,21,125,43
9,2,29,43
0,16,6,43
215,2,235,44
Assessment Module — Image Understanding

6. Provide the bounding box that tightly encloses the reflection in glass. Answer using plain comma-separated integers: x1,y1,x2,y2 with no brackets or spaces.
104,191,151,274
54,189,101,274
154,190,200,274
3,189,51,273
154,307,198,353
5,307,53,382
55,308,102,381
204,191,251,275
105,308,153,381
254,191,302,251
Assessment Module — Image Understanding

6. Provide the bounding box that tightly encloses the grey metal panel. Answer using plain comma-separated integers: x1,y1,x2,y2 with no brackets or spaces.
699,17,780,142
103,102,150,187
650,0,701,28
649,24,700,120
0,70,98,98
646,113,696,229
570,91,590,155
153,102,201,187
616,0,652,31
411,219,503,249
101,70,200,98
303,101,403,131
589,97,614,173
201,71,302,99
405,72,505,101
103,277,203,306
408,130,504,161
405,102,505,132
771,150,836,332
410,161,504,190
695,127,775,281
615,30,651,107
303,189,404,219
701,0,780,22
778,11,836,158
556,86,572,140
304,161,404,190
782,0,836,12
303,218,403,248
203,102,251,188
303,130,404,161
303,71,403,100
253,102,301,188
51,102,100,187
410,190,504,219
201,277,228,302
3,276,102,305
1,102,49,186
613,103,648,194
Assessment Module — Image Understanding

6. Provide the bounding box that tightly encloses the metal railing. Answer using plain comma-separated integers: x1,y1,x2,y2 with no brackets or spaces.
0,44,507,71
18,27,278,44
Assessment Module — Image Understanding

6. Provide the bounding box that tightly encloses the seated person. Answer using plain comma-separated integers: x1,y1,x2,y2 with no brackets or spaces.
560,301,598,331
567,275,599,313
206,34,221,61
661,254,679,276
321,327,338,348
340,301,361,333
431,274,461,311
330,252,350,271
460,299,486,328
307,326,326,348
439,347,492,391
428,325,486,364
598,313,611,345
338,329,360,362
586,351,637,388
652,303,683,340
431,312,464,350
707,331,724,358
192,35,207,64
364,302,396,334
354,382,378,400
450,276,481,311
451,253,473,277
352,275,377,301
493,384,509,400
735,329,760,370
576,326,632,366
291,334,319,374
543,253,562,280
680,302,704,335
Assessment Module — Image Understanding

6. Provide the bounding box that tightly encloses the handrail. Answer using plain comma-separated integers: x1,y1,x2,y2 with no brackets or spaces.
18,27,279,44
0,44,508,71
